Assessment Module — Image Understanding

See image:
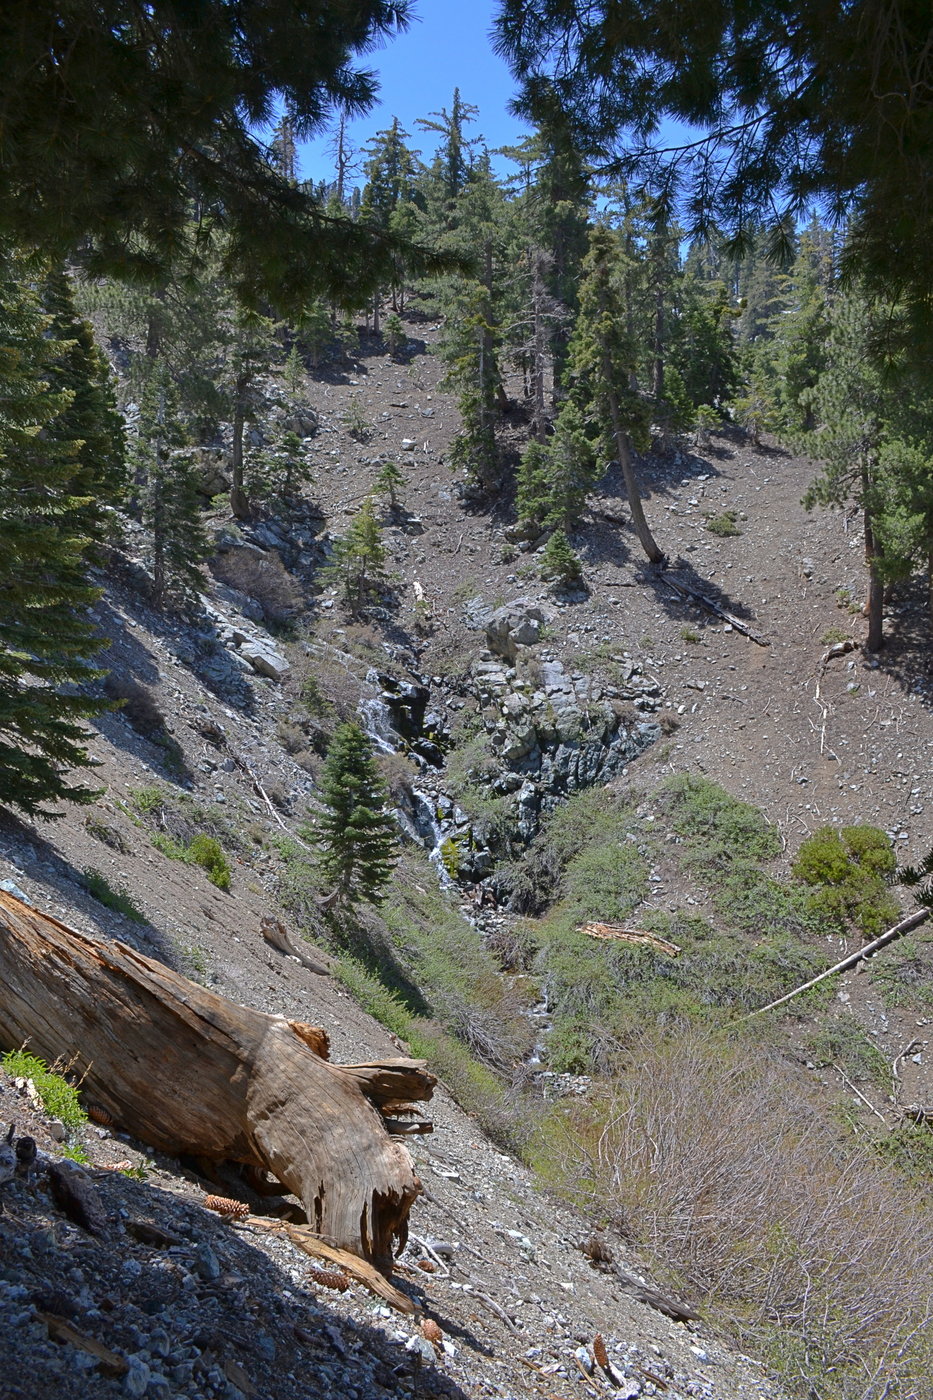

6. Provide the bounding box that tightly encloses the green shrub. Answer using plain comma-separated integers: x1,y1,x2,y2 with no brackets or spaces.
2,1050,87,1130
82,868,145,922
151,830,231,890
659,773,781,866
704,509,741,536
187,834,231,891
792,825,899,937
129,785,164,813
562,840,648,922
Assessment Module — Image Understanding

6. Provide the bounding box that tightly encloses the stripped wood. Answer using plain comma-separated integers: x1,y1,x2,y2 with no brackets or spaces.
581,922,681,957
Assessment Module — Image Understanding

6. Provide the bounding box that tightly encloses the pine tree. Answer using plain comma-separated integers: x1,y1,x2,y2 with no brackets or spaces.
0,248,108,816
374,461,406,511
566,224,664,563
326,497,387,612
41,267,127,547
132,366,208,609
316,722,397,908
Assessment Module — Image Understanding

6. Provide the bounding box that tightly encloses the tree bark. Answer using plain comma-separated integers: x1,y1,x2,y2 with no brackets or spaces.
0,892,435,1270
230,368,251,521
864,504,885,652
606,385,665,564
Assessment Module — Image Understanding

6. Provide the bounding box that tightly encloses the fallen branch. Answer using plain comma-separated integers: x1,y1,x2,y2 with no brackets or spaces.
244,1219,416,1313
743,908,931,1020
581,922,681,957
659,571,770,646
0,891,435,1269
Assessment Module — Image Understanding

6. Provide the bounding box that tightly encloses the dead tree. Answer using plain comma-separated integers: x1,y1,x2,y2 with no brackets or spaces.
0,891,435,1269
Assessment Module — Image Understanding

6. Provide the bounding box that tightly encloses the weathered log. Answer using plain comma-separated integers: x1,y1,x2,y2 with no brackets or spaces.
580,922,681,957
0,891,436,1269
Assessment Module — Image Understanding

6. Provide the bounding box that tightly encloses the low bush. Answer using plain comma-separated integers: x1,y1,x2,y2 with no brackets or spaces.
531,1028,933,1399
2,1049,87,1131
151,831,231,890
792,825,900,937
187,834,231,891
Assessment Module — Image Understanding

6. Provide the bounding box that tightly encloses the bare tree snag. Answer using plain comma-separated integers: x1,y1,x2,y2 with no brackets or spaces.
0,891,435,1270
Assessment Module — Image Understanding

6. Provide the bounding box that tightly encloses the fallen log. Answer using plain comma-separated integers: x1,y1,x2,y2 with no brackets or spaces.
0,891,435,1269
581,922,681,957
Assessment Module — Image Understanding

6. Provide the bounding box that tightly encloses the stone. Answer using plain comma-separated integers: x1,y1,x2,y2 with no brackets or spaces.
123,1356,151,1398
400,438,417,451
0,879,30,904
485,600,550,662
239,644,290,682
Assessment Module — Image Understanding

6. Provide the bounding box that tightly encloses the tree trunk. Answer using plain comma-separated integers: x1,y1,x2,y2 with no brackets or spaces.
0,892,435,1271
532,251,548,443
864,504,885,652
230,368,251,521
606,383,665,564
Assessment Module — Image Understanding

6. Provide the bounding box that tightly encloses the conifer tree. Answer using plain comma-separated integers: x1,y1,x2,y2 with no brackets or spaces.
374,461,406,512
41,267,127,547
565,225,664,563
327,497,387,612
132,366,208,609
0,249,108,816
316,721,397,908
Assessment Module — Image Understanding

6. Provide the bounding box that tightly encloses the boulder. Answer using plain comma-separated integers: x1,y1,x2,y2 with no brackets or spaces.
239,643,290,682
485,600,550,662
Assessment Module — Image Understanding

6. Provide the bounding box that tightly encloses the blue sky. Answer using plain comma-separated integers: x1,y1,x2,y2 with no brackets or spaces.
296,0,531,187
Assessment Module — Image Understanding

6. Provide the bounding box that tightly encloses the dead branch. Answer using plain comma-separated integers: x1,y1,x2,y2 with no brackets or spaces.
743,908,931,1020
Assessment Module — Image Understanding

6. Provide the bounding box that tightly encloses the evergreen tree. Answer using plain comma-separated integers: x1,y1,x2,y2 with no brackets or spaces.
326,497,387,611
0,248,108,816
132,366,208,609
315,721,398,908
565,225,664,563
0,1,425,310
41,267,127,546
374,460,406,511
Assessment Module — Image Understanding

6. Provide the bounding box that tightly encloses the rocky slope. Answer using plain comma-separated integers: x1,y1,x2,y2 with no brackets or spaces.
2,306,933,1399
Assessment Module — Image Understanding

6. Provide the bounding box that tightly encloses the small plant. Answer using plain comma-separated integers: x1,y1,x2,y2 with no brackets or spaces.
130,785,164,813
343,398,370,442
680,626,701,643
820,625,851,645
119,1162,148,1181
62,1143,91,1164
82,868,146,922
187,834,231,891
440,837,462,880
835,586,862,616
2,1049,87,1131
539,529,583,587
704,509,741,537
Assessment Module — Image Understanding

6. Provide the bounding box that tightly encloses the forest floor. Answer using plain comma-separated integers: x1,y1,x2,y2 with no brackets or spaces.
1,302,932,1400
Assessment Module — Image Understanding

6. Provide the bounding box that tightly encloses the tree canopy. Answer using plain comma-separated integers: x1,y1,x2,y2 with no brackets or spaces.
494,0,933,319
0,1,442,307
